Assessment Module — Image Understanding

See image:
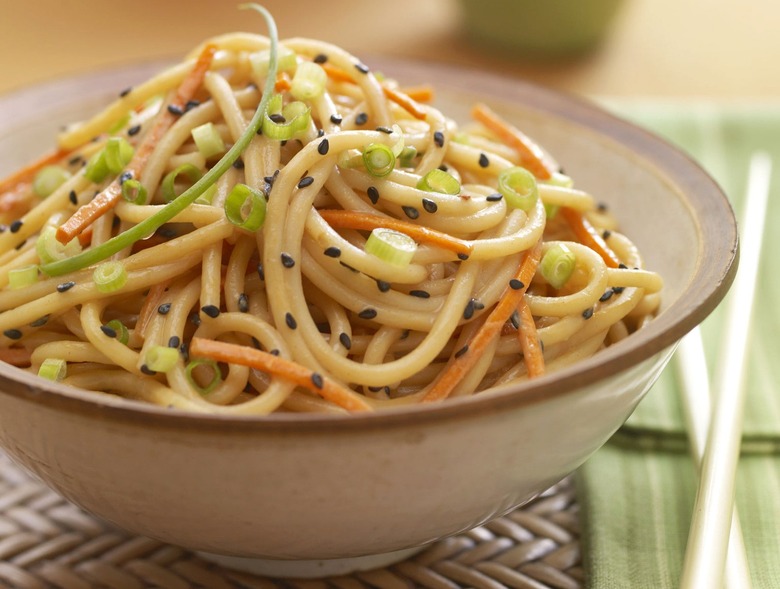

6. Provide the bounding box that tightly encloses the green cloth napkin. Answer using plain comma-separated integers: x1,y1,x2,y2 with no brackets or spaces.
576,103,780,588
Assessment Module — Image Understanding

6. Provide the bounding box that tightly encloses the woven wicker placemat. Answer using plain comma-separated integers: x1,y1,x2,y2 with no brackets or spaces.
0,453,582,589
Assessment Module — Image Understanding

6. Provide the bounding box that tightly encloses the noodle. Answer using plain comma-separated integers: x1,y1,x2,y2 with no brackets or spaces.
0,30,662,415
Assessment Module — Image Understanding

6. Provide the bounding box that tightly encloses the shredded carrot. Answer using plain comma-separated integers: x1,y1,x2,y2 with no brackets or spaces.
399,85,435,103
471,103,556,180
559,206,621,268
422,238,543,402
321,62,356,85
0,347,32,367
76,226,94,247
318,209,472,258
274,72,292,92
189,337,373,412
382,85,428,120
0,148,72,196
516,296,545,378
56,44,218,245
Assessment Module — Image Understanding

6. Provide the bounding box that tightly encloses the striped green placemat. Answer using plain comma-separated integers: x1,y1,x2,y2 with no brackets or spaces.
577,103,780,588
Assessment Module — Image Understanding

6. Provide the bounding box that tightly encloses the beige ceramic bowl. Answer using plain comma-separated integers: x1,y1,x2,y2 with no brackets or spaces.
0,59,737,575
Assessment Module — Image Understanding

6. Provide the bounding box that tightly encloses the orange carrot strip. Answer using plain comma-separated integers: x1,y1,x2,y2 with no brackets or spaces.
422,238,543,402
56,44,218,245
0,347,32,367
0,148,71,195
382,85,428,120
318,209,472,258
274,72,292,92
559,206,621,268
471,102,555,180
189,337,373,412
321,62,356,84
399,85,435,103
516,296,545,378
77,226,94,247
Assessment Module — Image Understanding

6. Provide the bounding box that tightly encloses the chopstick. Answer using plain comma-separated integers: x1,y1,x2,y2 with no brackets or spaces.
678,151,772,589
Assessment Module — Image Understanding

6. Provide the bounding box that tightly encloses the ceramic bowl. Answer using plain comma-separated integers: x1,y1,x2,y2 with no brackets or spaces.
0,59,737,575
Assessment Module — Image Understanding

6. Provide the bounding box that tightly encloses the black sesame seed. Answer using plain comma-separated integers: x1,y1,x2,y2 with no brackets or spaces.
438,164,449,172
167,104,184,116
368,386,384,392
618,263,628,269
310,372,325,389
602,230,612,240
30,315,49,327
422,198,438,213
257,263,265,281
140,364,157,375
127,124,141,136
281,253,295,268
433,131,445,148
269,113,286,124
463,299,476,320
318,138,330,155
201,305,220,318
285,313,297,329
3,329,22,340
402,206,419,219
510,311,521,330
330,114,343,125
238,293,249,313
68,155,84,166
597,202,609,212
323,246,341,258
509,279,524,290
189,313,201,327
14,240,26,251
339,332,352,350
9,220,23,233
232,158,245,169
354,62,370,74
613,286,625,295
168,336,181,348
69,190,78,205
180,342,190,361
119,86,132,98
100,324,117,338
582,307,595,320
473,300,485,310
376,126,393,134
250,337,261,349
599,289,614,302
184,99,200,112
358,308,377,320
478,153,490,168
119,171,133,184
367,186,380,204
57,281,76,293
485,193,503,202
355,112,368,126
377,280,391,292
457,252,470,261
269,348,280,356
317,128,325,138
298,176,315,189
313,53,328,64
455,345,469,358
409,290,430,299
157,303,171,315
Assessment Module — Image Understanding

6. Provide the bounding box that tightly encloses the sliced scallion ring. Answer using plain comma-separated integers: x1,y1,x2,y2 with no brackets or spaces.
250,45,297,77
93,261,128,293
290,61,327,101
540,243,576,289
224,184,267,231
191,122,226,159
262,94,311,141
103,137,135,174
416,168,460,195
38,358,67,382
362,143,395,177
365,228,417,267
497,166,538,211
105,319,130,345
186,357,223,395
8,265,39,289
145,345,180,373
33,166,71,198
120,178,149,205
36,226,82,264
161,164,203,203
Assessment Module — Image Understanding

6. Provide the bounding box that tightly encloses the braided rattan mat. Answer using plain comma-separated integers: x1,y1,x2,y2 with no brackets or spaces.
0,453,582,589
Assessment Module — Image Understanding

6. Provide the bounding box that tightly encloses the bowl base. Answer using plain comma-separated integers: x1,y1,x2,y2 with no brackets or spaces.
197,546,425,578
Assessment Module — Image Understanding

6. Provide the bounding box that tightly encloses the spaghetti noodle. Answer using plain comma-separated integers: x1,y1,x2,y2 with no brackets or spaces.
0,14,662,414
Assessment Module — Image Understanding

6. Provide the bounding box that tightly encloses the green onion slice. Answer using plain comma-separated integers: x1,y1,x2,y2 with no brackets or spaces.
41,3,280,277
38,358,67,382
497,166,538,211
162,164,203,203
365,228,417,267
105,319,130,345
84,151,110,184
416,169,460,195
33,166,72,198
250,45,296,77
93,261,128,293
121,178,148,205
145,345,180,373
224,184,267,231
362,143,395,177
262,94,311,141
8,265,39,289
103,137,135,174
398,145,417,168
36,226,82,265
186,357,223,395
191,122,226,159
540,243,576,289
290,61,327,101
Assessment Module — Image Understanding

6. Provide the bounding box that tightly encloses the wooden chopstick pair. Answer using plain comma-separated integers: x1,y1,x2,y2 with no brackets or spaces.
675,151,772,589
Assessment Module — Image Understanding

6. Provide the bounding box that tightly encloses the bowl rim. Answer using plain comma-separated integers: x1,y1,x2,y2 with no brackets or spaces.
0,57,739,432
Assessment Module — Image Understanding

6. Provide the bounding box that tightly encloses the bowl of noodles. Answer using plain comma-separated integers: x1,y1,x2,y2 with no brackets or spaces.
0,18,736,575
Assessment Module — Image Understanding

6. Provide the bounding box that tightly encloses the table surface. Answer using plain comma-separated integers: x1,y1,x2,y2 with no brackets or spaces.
0,0,777,100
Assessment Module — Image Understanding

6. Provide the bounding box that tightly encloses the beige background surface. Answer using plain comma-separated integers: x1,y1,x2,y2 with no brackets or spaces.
0,0,776,99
